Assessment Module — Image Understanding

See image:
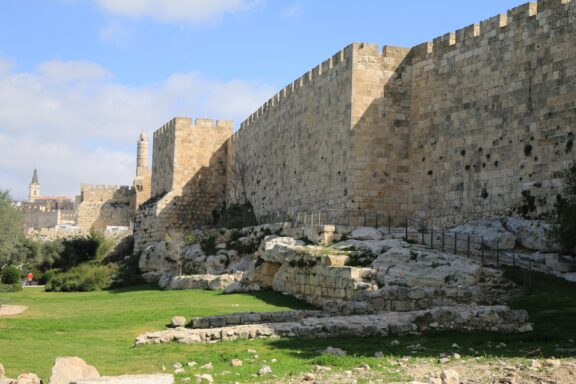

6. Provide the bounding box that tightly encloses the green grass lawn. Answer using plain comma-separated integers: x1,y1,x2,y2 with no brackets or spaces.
1,269,576,383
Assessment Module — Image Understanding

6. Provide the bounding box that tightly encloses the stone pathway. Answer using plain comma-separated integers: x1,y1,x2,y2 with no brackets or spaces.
0,305,28,316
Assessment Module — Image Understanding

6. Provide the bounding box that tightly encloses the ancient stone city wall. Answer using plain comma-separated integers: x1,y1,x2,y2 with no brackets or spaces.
134,118,232,251
227,45,354,216
229,0,576,222
406,0,576,221
135,0,576,250
76,184,135,230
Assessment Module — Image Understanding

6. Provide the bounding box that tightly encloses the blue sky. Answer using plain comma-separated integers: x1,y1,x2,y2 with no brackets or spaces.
0,0,524,199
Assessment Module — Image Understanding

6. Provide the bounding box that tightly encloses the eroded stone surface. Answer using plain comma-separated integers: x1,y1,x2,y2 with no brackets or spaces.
49,357,100,384
134,305,530,346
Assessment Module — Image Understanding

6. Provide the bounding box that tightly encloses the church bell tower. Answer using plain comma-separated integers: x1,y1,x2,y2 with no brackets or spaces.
29,169,40,202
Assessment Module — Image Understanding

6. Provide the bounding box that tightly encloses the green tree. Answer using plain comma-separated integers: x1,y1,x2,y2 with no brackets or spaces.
555,162,576,254
0,190,24,268
40,240,64,270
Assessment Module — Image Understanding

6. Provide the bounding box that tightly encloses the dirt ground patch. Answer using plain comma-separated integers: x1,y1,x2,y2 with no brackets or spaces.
0,305,28,316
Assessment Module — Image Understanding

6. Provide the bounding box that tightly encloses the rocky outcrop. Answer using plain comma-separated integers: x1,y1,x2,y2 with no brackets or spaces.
134,305,531,346
49,357,100,384
166,273,241,290
138,241,185,284
505,217,561,252
449,219,516,250
349,227,384,241
372,245,486,288
138,225,282,286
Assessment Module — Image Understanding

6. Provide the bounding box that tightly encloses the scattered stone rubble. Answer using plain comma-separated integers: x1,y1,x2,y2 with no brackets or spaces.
0,358,173,384
134,304,531,346
138,224,285,288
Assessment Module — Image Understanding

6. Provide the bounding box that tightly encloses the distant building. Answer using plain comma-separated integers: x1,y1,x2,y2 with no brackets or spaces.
20,131,149,234
19,169,76,229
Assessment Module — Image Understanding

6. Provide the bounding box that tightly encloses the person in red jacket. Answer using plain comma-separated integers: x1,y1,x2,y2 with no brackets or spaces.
26,272,33,285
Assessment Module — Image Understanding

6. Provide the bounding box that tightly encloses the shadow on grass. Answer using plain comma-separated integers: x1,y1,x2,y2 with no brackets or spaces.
108,284,162,294
259,268,576,360
217,289,318,311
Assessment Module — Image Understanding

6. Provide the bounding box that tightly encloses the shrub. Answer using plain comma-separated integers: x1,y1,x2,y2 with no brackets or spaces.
345,250,378,267
200,236,217,255
39,270,56,285
45,263,117,292
52,237,99,271
0,283,22,292
90,229,116,261
110,254,144,288
216,202,258,229
1,266,20,284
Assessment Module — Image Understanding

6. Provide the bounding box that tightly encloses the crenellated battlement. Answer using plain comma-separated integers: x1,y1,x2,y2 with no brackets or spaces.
80,183,132,193
411,0,573,63
239,44,357,131
153,117,233,139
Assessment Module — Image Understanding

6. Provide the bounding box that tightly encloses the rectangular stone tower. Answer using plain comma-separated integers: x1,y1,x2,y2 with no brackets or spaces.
134,117,233,251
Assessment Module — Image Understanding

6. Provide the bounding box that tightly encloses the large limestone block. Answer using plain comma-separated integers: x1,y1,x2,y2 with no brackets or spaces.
545,254,574,273
49,357,100,384
450,219,516,250
565,273,576,283
73,375,173,384
17,374,41,384
505,217,561,252
373,247,482,288
350,227,383,241
258,236,305,263
332,239,407,255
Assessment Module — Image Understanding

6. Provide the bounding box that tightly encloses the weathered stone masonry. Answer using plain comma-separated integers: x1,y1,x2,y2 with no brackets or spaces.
231,0,576,222
76,184,134,230
134,118,232,249
135,1,576,251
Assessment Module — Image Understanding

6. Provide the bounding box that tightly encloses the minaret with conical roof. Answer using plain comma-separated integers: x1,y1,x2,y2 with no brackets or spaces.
133,132,151,210
29,169,40,202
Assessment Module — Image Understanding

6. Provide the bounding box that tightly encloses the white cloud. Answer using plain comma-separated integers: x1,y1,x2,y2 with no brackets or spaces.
0,58,13,75
282,1,305,19
93,0,261,24
98,22,134,43
0,59,275,200
37,60,110,81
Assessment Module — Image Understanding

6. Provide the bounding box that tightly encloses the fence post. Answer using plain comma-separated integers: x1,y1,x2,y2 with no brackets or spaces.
430,222,434,250
405,217,408,240
454,232,458,254
388,216,392,235
441,230,445,252
481,236,485,266
467,234,471,258
421,226,425,245
375,212,379,227
304,212,307,226
512,248,516,267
